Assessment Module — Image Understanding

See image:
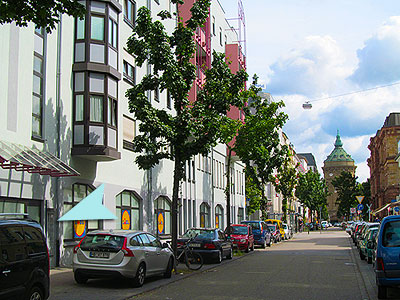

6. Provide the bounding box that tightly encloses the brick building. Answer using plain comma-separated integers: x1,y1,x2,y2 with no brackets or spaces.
368,113,400,217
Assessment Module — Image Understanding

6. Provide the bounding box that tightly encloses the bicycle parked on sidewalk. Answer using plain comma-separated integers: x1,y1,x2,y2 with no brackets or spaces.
169,235,203,271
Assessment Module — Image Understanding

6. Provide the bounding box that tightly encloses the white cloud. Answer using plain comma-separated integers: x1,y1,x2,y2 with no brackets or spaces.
266,35,352,96
350,16,400,87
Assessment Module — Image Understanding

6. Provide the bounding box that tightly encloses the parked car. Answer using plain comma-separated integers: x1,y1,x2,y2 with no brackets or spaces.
267,224,281,243
374,215,400,299
359,227,378,264
225,224,254,252
282,223,292,239
357,222,380,250
73,230,174,287
177,228,233,263
0,213,50,300
321,221,328,229
265,219,285,240
241,220,271,248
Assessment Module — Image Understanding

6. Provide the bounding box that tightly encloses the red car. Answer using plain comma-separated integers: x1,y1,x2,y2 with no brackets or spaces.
267,224,281,243
225,224,255,252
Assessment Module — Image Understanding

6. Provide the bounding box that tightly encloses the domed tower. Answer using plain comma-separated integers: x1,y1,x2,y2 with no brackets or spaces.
322,130,356,222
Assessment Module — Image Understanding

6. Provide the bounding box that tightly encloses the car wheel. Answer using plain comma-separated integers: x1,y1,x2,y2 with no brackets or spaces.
164,257,173,278
216,250,222,264
268,239,272,247
251,243,255,251
133,263,146,287
245,244,250,253
378,285,387,299
27,286,43,300
226,247,233,259
74,271,88,284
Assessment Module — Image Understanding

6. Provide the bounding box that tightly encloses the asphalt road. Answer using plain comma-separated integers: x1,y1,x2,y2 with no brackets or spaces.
131,229,365,300
49,229,375,300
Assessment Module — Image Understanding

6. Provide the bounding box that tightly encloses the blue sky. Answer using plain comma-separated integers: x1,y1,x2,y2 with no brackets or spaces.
219,0,400,182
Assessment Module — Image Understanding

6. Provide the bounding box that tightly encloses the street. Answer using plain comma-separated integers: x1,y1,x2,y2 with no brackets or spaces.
47,229,400,300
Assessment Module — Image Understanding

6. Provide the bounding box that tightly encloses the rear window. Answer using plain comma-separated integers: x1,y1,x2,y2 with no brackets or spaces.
24,226,46,255
242,222,260,230
382,221,400,247
183,229,215,239
80,234,125,251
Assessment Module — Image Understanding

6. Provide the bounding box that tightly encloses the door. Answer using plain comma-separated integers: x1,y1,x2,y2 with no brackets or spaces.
146,234,168,273
0,225,28,298
218,230,229,256
138,234,157,274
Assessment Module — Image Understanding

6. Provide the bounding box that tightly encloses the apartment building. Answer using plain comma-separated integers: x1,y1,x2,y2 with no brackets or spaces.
0,0,246,266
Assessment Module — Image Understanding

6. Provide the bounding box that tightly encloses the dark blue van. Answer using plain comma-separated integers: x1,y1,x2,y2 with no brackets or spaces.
241,220,271,248
374,215,400,299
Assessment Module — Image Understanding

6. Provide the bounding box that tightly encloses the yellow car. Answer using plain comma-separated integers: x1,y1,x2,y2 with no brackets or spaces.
265,219,285,240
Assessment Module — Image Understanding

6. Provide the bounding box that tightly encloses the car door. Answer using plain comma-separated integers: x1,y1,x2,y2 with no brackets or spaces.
381,220,400,277
0,225,28,299
217,230,229,256
138,234,157,275
146,234,168,273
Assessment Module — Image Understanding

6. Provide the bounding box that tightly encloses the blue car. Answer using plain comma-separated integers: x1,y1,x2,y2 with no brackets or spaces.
241,220,272,248
374,215,400,299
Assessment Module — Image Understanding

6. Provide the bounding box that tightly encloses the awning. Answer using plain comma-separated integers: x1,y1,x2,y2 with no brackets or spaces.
372,203,391,215
58,184,117,221
0,140,79,177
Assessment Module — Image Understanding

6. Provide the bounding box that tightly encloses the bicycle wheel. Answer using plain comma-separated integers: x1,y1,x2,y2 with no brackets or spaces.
185,250,203,270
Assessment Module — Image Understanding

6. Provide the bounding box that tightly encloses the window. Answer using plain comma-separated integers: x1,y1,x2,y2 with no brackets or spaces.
219,27,222,46
35,27,44,36
90,95,104,122
124,0,135,25
32,53,44,139
154,197,171,236
116,191,140,230
76,16,85,39
107,97,117,127
154,87,159,102
91,16,104,40
146,234,162,247
123,60,135,83
225,34,227,45
238,207,244,223
63,184,97,240
108,18,117,48
167,90,171,109
212,16,215,36
215,205,223,229
200,203,210,228
0,226,26,262
123,115,135,150
24,226,46,255
75,95,84,122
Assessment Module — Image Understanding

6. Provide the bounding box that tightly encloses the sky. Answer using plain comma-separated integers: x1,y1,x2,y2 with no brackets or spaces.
218,0,400,182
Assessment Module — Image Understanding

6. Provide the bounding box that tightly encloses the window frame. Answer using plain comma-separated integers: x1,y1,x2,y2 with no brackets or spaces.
116,190,141,231
123,0,136,27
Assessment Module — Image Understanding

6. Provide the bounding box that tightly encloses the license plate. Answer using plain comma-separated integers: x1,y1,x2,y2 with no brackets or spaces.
189,243,201,248
89,251,110,259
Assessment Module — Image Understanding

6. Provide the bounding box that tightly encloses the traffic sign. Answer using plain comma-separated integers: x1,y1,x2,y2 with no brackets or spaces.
350,207,356,214
395,207,400,213
356,196,364,204
357,204,364,211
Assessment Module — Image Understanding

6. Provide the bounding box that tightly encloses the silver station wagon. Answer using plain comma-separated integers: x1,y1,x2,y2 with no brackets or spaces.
73,230,174,287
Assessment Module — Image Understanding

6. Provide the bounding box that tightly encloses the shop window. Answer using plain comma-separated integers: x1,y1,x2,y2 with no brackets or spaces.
154,197,171,236
116,191,140,230
63,183,98,240
215,205,223,229
200,203,210,228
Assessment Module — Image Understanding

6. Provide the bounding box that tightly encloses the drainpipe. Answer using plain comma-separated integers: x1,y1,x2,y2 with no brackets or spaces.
54,13,63,267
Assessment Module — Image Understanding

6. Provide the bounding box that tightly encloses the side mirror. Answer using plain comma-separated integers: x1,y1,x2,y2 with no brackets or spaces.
162,242,169,249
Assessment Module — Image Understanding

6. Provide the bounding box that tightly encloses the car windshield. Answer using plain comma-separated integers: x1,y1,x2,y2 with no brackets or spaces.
267,225,276,231
183,229,215,240
242,222,260,230
80,234,125,250
383,221,400,247
228,226,248,235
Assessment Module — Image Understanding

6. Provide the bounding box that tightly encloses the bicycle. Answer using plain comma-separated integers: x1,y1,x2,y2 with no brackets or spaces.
172,235,203,271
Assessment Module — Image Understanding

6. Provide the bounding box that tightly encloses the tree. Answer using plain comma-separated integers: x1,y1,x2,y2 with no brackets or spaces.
332,171,360,220
126,1,248,257
360,179,371,220
295,170,328,222
275,160,298,223
235,79,289,219
0,0,85,32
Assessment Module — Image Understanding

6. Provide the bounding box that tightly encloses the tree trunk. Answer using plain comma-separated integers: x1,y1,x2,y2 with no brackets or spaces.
225,148,232,231
171,156,181,260
261,180,267,220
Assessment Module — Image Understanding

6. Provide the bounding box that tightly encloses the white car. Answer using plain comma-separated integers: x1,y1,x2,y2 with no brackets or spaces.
282,223,292,239
321,221,328,229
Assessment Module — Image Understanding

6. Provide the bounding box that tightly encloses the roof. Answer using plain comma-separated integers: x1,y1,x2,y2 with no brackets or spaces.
297,153,317,167
324,130,354,162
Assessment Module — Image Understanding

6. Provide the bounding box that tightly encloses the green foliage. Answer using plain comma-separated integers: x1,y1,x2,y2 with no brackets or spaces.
245,170,263,215
275,160,299,222
0,0,85,32
125,1,248,254
295,170,328,220
332,171,360,219
359,179,371,219
235,77,289,218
